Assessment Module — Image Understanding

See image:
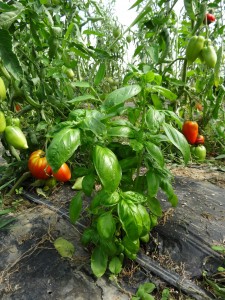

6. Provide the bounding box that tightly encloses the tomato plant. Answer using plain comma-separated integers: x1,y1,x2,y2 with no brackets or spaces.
182,121,199,145
28,150,52,180
52,163,71,182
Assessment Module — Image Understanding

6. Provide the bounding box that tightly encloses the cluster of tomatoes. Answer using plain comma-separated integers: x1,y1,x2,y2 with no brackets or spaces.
28,150,71,184
182,121,206,162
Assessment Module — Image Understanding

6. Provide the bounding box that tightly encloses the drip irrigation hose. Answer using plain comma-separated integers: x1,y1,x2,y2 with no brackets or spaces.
20,189,216,300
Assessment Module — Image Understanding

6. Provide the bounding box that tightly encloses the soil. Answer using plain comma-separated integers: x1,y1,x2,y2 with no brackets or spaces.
168,163,225,189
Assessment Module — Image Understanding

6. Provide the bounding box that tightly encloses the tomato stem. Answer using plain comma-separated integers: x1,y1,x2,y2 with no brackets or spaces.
6,172,31,198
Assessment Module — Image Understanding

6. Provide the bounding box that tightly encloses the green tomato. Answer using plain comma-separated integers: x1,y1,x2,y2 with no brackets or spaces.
113,27,120,38
11,118,21,127
186,36,205,64
45,177,57,188
65,68,75,79
191,145,206,161
4,126,28,150
0,77,6,101
126,35,132,43
201,45,217,68
0,111,6,133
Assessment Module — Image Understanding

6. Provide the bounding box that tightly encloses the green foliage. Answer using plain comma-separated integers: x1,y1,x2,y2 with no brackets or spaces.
0,0,225,281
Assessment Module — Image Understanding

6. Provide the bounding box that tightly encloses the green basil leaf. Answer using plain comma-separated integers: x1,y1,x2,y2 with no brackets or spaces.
145,106,165,133
118,199,143,240
97,212,116,240
82,173,95,196
46,127,80,172
122,236,140,253
69,191,83,224
149,85,177,101
101,85,141,112
83,116,107,137
163,123,190,165
54,237,75,258
93,145,122,193
147,197,162,217
91,246,108,278
145,141,164,167
160,179,178,207
146,169,160,198
137,204,151,236
122,191,148,203
107,126,135,138
109,257,122,275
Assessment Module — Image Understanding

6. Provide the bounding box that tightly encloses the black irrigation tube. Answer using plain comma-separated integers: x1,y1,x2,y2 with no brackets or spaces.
21,189,214,300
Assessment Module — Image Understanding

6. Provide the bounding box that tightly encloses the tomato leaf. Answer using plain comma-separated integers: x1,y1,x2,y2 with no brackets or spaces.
46,127,80,172
163,123,190,165
0,29,23,80
67,94,96,103
94,62,106,86
214,46,223,87
184,0,196,20
69,191,83,224
91,246,108,278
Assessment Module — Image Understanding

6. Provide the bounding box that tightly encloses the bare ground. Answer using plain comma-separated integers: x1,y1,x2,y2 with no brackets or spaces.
169,163,225,189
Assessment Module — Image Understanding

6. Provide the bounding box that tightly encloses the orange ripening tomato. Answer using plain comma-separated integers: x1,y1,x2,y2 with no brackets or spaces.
195,103,203,111
28,150,52,179
182,121,199,145
52,163,71,182
195,134,205,145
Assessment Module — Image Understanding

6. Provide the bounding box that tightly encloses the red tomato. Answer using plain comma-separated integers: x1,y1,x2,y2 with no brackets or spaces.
15,104,21,112
28,150,52,179
182,121,199,145
52,163,71,182
205,13,216,25
195,134,205,145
